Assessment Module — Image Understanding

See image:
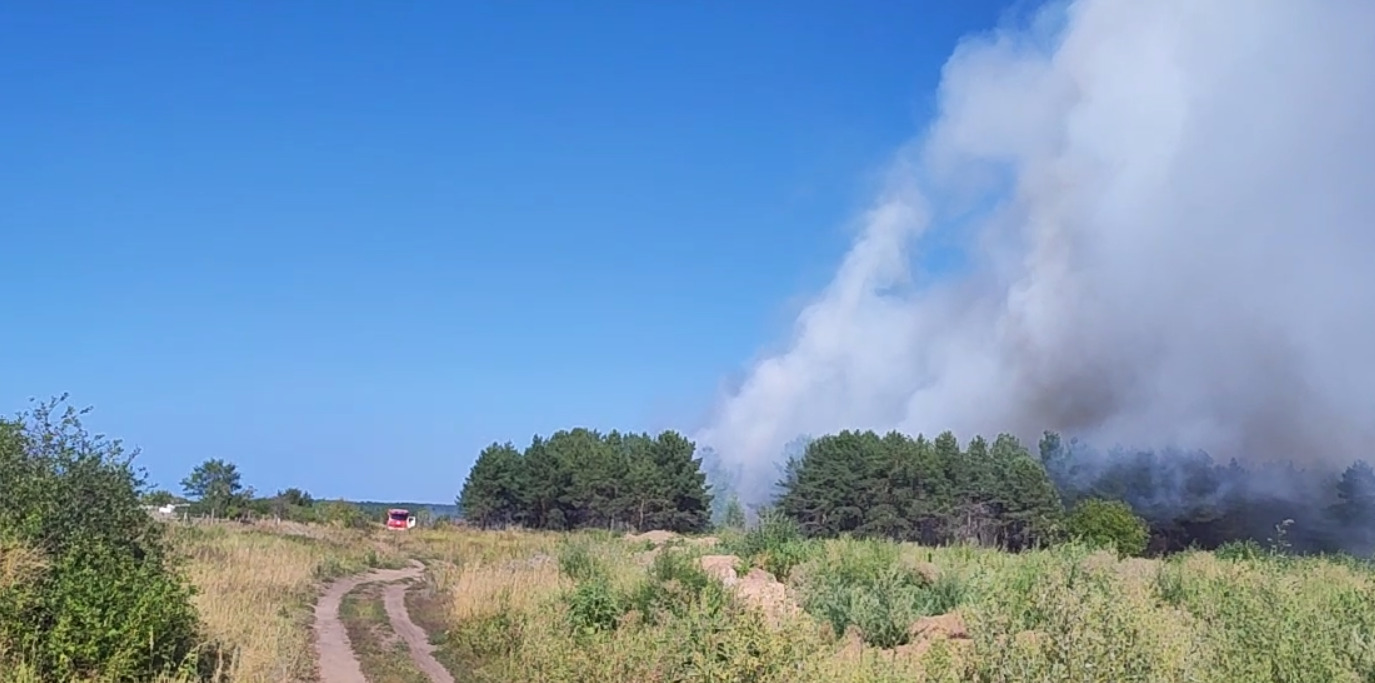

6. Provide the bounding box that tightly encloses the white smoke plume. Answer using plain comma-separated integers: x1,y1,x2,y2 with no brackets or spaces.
696,0,1375,505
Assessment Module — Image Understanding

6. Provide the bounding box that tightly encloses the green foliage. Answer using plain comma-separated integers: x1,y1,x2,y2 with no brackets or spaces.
799,539,965,648
459,429,714,534
1213,539,1266,562
0,396,213,680
316,499,370,529
140,489,179,507
459,442,528,528
665,599,811,682
181,458,252,519
774,429,1062,550
725,507,816,581
1065,498,1150,557
626,549,730,625
565,577,621,636
556,539,604,583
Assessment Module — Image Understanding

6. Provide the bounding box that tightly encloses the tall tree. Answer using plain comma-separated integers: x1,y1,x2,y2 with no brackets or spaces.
458,442,527,528
181,458,249,518
647,430,713,533
991,434,1063,549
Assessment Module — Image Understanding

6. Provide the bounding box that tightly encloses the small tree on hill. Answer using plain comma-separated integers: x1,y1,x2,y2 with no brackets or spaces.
181,458,251,519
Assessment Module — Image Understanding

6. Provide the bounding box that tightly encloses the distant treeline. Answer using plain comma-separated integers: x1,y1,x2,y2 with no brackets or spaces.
1040,433,1375,555
141,458,458,529
460,426,1375,557
458,428,713,533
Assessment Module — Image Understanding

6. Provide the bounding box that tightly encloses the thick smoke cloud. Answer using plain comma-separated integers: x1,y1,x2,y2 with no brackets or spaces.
696,0,1375,506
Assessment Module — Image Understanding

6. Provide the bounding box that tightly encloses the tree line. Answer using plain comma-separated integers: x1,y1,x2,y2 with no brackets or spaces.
774,430,1064,550
143,458,441,529
458,428,713,533
461,425,1375,557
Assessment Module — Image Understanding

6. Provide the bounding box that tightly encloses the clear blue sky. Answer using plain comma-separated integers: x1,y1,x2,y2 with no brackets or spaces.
2,1,1016,503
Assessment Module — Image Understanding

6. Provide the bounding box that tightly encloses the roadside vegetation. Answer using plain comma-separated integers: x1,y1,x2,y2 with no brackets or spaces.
392,522,1373,682
4,395,1374,681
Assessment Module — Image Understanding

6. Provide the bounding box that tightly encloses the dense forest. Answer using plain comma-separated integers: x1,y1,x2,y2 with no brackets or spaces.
458,428,714,533
460,425,1375,557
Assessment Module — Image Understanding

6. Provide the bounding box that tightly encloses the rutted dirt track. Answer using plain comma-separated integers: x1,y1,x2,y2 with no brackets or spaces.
313,559,455,683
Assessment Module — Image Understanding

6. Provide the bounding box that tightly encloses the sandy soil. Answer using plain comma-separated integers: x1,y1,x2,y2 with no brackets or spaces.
313,559,452,683
382,579,455,683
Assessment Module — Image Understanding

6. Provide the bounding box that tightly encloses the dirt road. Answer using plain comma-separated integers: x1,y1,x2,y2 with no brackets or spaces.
382,580,455,683
313,559,453,683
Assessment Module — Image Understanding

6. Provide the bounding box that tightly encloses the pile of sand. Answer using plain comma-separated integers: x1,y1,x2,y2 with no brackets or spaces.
697,554,801,624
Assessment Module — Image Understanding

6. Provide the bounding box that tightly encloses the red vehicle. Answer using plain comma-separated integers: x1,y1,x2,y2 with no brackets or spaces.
385,508,416,530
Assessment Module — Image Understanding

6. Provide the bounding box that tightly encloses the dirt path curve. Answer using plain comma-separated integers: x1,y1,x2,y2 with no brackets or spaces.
313,559,447,683
383,580,456,683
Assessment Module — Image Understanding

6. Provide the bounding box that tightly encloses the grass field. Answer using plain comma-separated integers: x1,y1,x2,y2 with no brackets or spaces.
26,519,1372,683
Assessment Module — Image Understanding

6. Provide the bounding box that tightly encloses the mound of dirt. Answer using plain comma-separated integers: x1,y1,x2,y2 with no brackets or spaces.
893,611,972,660
699,555,740,585
736,568,801,623
696,555,800,624
909,612,968,641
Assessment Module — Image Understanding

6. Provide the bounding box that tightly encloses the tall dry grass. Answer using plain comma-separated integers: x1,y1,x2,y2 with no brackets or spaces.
4,519,404,683
171,521,404,683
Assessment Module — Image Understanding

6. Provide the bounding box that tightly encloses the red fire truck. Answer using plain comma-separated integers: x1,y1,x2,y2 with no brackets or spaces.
385,508,417,530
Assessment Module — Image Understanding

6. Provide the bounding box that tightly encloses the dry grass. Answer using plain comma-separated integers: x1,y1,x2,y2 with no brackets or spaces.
10,520,1374,682
170,521,406,683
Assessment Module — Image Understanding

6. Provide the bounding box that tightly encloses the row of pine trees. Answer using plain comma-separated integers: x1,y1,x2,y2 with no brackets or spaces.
458,428,714,533
457,426,1070,549
460,425,1375,556
776,430,1063,549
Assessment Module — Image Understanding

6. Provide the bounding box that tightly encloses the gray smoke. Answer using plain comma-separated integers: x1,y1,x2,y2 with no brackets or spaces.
696,0,1375,506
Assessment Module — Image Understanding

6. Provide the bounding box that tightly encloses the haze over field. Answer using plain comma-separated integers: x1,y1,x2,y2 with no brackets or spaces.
696,0,1375,504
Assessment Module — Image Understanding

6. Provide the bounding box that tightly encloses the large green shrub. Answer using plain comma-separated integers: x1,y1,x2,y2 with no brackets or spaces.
0,396,214,680
1064,498,1150,557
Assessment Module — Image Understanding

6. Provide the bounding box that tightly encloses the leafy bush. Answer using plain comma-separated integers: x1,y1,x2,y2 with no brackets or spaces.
566,577,621,635
724,507,816,581
0,397,214,680
316,499,371,529
800,539,965,648
1064,498,1150,557
626,548,729,624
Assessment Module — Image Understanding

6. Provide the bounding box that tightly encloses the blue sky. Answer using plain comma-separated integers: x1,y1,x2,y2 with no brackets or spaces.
2,1,1016,503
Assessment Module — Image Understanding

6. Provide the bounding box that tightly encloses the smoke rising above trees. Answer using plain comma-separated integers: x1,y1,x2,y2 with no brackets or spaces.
692,0,1375,517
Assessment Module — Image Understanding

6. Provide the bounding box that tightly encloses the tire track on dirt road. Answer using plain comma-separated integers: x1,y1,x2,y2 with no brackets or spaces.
382,579,455,683
313,559,452,683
